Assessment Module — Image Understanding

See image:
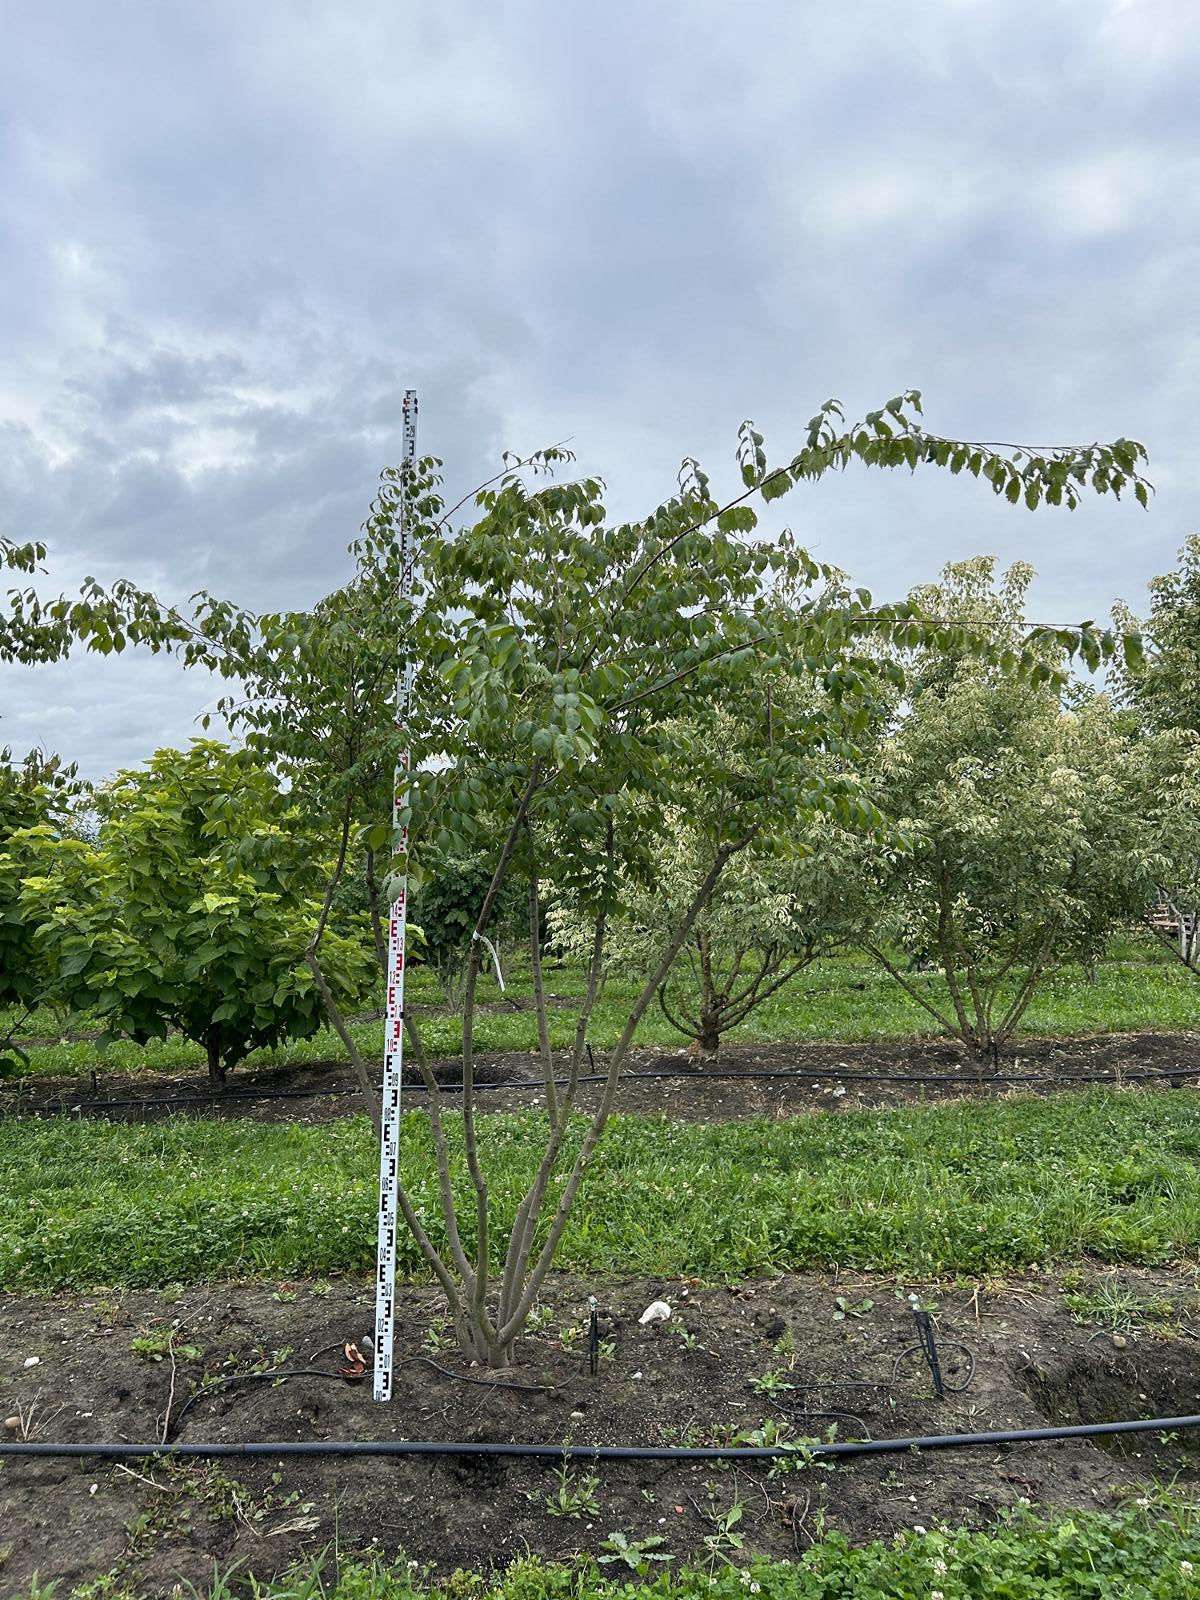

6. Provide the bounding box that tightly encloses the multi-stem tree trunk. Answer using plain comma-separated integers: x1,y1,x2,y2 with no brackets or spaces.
205,1033,226,1088
309,785,756,1369
658,927,819,1066
695,929,722,1060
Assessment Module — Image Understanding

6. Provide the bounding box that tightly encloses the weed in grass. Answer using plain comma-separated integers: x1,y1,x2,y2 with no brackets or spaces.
542,1460,601,1519
13,1578,59,1600
597,1531,672,1573
69,1577,137,1600
749,1369,794,1396
1063,1274,1186,1335
12,1497,1200,1597
699,1495,746,1567
4,1393,65,1440
422,1318,454,1355
832,1295,874,1321
217,1343,294,1380
129,1327,203,1362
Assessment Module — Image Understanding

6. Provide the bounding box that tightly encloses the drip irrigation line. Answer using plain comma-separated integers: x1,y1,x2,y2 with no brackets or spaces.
7,1412,1200,1462
169,1368,349,1436
787,1342,976,1396
5,1062,1198,1119
168,1356,557,1438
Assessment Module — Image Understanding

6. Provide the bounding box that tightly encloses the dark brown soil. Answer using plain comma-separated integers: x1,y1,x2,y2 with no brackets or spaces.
6,1031,1200,1126
3,1267,1199,1596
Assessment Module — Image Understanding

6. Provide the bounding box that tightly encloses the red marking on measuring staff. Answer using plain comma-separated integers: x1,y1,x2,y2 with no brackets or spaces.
374,387,418,1403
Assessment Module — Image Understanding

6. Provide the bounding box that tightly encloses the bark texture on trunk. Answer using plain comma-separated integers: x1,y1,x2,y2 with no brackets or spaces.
205,1035,226,1088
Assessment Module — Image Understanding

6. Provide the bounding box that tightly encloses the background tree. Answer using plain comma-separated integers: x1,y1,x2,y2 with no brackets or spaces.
0,748,84,1074
545,694,882,1062
1113,535,1200,959
410,850,527,1006
18,740,374,1086
1114,532,1200,736
856,559,1156,1058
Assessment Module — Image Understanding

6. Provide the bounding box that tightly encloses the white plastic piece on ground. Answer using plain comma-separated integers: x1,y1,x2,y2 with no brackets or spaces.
638,1300,672,1325
23,1357,39,1368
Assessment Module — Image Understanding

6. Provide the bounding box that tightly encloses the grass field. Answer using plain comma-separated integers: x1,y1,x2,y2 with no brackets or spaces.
3,1089,1199,1289
5,935,1198,1079
11,1500,1200,1600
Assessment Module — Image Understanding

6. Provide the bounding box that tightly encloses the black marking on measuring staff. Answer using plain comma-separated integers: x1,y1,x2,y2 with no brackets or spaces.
374,387,419,1403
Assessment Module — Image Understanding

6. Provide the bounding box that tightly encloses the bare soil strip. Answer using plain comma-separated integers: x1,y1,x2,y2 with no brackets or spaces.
3,1267,1198,1595
6,1031,1200,1125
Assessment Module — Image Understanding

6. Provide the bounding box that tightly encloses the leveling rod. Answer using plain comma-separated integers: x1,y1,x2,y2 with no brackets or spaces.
374,387,418,1402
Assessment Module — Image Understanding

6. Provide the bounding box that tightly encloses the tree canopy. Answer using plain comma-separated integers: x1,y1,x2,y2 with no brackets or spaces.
17,740,374,1084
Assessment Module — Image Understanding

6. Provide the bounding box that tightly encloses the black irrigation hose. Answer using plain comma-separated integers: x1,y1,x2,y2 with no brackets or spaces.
5,1063,1200,1119
787,1342,976,1396
164,1363,867,1448
7,1412,1200,1462
166,1356,555,1439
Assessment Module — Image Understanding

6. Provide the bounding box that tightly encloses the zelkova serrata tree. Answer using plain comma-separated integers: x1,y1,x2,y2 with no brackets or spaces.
309,399,1147,1367
44,393,1151,1366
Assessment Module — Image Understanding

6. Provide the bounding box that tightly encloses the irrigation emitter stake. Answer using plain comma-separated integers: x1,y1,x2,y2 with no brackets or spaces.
911,1308,945,1398
374,387,419,1404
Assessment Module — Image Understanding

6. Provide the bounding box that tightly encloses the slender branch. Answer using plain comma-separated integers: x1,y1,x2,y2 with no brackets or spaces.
432,441,575,535
527,861,558,1125
303,951,382,1141
947,912,989,1047
460,765,543,1348
723,949,818,1027
410,1040,478,1295
934,872,976,1047
364,844,389,972
996,922,1060,1043
724,943,747,998
308,795,354,957
499,895,609,1332
391,1169,470,1330
498,827,757,1346
1146,913,1200,972
657,980,701,1042
863,943,959,1035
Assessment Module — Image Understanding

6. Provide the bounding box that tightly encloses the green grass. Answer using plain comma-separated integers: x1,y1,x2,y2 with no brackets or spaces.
17,1499,1200,1599
4,1090,1200,1289
6,936,1199,1081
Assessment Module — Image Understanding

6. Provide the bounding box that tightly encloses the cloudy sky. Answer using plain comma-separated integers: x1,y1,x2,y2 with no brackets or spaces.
2,0,1197,779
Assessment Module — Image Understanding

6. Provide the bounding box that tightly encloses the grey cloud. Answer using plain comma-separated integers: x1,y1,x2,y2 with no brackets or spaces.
1,0,1199,777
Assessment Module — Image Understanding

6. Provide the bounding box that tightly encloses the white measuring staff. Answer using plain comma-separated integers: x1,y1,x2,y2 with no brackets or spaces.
374,387,419,1401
